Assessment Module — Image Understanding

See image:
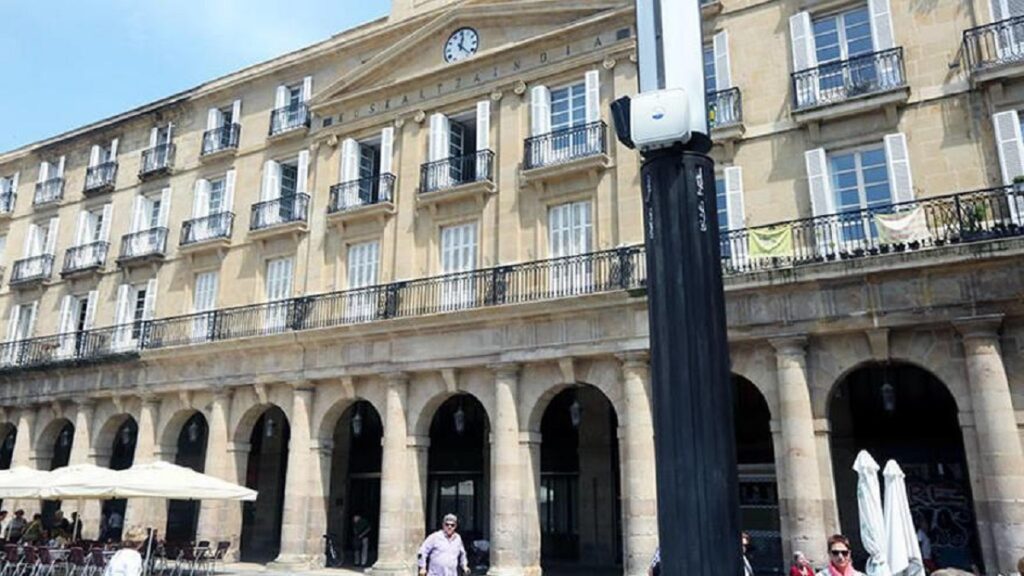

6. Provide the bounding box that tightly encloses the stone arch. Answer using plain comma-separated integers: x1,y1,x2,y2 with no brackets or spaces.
823,358,964,420
232,402,287,446
158,407,207,456
92,413,137,465
729,343,780,417
408,370,496,439
523,357,625,434
32,417,74,469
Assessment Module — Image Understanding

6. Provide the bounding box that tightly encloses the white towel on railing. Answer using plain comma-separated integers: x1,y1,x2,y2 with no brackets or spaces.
875,207,931,244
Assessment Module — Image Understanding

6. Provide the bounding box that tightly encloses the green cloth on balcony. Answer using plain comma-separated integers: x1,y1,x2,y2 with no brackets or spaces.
874,207,931,244
748,224,794,259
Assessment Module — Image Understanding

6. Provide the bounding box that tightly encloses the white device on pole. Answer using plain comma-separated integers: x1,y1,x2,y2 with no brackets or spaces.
630,0,708,150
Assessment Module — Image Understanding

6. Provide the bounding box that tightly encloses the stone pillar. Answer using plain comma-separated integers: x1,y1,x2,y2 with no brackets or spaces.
489,363,523,576
197,390,239,554
9,408,39,516
769,336,828,567
68,401,100,539
618,352,658,576
373,373,411,576
953,316,1024,574
519,432,542,576
272,382,318,569
409,435,430,546
126,398,163,533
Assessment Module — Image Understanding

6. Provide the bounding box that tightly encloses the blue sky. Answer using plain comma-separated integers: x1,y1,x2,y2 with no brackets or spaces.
0,0,391,152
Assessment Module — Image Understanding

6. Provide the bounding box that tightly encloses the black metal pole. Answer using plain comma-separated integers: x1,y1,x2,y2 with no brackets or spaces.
641,146,742,575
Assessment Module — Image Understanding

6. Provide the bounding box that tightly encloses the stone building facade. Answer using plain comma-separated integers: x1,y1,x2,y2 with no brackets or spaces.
0,0,1022,574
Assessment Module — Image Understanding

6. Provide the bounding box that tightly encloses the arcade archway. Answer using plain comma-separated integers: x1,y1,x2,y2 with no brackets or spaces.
166,412,208,544
101,417,137,542
239,406,289,563
829,363,982,571
326,400,382,568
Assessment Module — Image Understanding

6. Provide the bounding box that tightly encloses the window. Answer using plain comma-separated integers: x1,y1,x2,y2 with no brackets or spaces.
716,179,730,233
703,46,717,93
280,163,298,197
440,223,477,310
131,285,148,340
265,257,294,332
550,83,587,132
346,241,380,321
4,301,38,366
549,202,593,295
287,85,303,110
113,280,156,349
190,271,219,342
208,179,225,215
813,7,873,64
829,146,892,242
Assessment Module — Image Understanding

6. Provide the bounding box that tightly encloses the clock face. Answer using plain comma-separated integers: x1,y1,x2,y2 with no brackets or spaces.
444,27,479,63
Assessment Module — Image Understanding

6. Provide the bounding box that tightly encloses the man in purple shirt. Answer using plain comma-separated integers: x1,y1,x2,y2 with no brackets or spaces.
418,514,470,576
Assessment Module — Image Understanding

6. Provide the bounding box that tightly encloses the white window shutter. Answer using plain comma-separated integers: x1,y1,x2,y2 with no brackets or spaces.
302,76,313,102
45,217,59,255
56,155,66,178
5,306,20,343
531,86,552,136
724,166,746,231
166,123,174,144
24,303,38,339
225,169,237,212
429,113,451,162
805,148,834,216
100,204,113,241
297,150,310,195
158,188,171,227
993,110,1024,185
84,291,98,330
868,0,896,51
340,138,361,183
115,284,132,326
131,196,146,233
884,133,915,204
58,295,74,335
206,108,221,131
713,31,732,90
37,161,50,184
89,145,101,169
75,211,89,246
109,138,119,159
10,172,18,194
192,179,211,218
231,100,242,124
585,70,601,124
261,160,281,201
149,127,159,148
379,127,395,175
476,100,491,151
275,85,288,109
144,278,159,320
23,224,38,258
789,12,817,72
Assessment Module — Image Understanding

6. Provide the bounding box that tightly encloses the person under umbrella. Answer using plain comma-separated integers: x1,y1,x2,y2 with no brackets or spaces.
417,514,470,576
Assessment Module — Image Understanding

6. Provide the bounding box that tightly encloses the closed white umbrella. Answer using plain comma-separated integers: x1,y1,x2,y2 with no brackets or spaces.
0,466,52,499
883,460,924,576
115,461,256,501
853,450,890,576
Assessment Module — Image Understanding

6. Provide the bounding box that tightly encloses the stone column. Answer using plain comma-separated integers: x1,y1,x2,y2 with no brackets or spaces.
373,373,411,576
519,432,542,576
953,316,1024,574
126,397,163,533
69,401,100,539
9,407,38,516
197,390,239,554
272,382,318,569
618,352,658,576
489,363,523,576
769,336,827,567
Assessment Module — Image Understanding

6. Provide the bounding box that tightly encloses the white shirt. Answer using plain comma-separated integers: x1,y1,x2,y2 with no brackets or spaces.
104,549,142,576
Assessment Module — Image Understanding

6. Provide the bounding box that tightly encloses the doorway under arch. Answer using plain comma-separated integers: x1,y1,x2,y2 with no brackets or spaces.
733,376,782,575
101,417,138,542
41,420,74,532
166,412,209,544
0,425,16,510
426,394,490,570
540,385,622,576
239,406,290,563
326,400,382,568
829,362,982,571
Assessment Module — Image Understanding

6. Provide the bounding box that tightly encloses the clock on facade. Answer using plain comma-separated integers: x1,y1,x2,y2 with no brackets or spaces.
444,28,479,63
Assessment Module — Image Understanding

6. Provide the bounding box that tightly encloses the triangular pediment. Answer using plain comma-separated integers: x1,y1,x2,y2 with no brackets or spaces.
311,0,630,109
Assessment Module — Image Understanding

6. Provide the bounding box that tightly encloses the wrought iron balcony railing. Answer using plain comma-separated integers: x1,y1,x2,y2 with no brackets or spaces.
140,144,175,177
118,228,168,262
792,48,906,110
0,193,15,215
964,15,1024,73
329,173,396,214
250,194,310,231
420,150,495,193
10,254,54,285
523,122,608,170
34,178,64,206
181,212,234,245
708,88,743,129
84,162,118,194
202,124,241,156
268,104,310,136
0,323,139,370
62,242,109,276
719,185,1024,274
